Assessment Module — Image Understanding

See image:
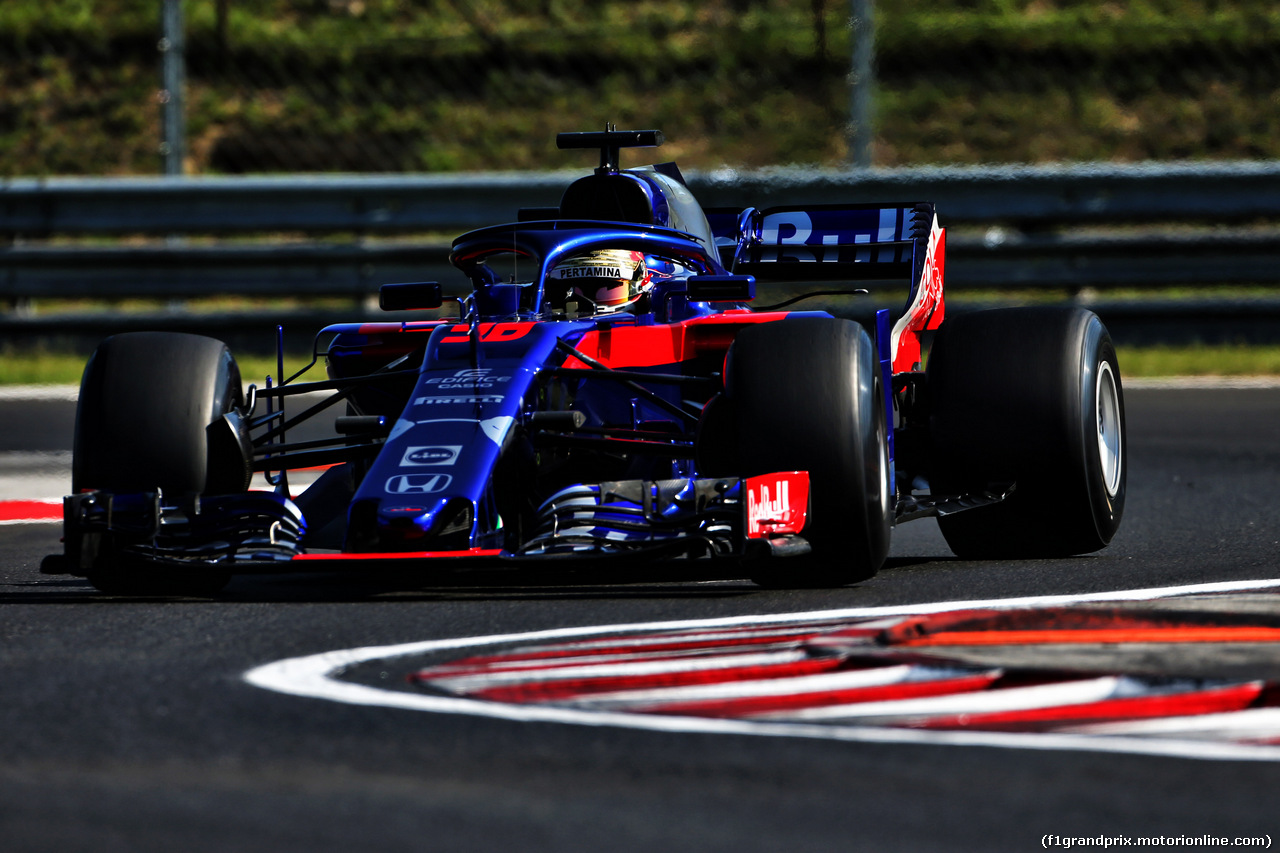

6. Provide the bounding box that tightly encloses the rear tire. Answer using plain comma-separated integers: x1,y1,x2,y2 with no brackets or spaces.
73,332,247,595
927,307,1126,558
717,318,891,587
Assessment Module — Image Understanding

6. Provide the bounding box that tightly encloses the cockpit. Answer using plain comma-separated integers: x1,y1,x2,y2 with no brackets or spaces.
444,131,738,322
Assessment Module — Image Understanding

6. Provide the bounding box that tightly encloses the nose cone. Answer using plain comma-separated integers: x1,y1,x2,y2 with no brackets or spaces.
345,496,474,552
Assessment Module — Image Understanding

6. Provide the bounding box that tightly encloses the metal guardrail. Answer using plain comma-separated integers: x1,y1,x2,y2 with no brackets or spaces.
4,162,1280,348
1,243,451,300
8,161,1280,234
0,173,569,236
6,231,1280,300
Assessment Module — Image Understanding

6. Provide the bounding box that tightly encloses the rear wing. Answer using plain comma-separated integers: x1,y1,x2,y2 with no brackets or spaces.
706,202,946,372
706,203,929,280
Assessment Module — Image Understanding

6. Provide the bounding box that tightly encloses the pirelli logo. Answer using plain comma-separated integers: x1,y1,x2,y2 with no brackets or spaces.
413,395,505,406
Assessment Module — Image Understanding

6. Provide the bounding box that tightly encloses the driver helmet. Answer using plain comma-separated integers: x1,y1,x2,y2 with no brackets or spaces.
549,249,652,312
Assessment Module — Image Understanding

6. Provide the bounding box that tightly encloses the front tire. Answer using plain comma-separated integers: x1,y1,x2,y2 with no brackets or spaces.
717,318,891,587
927,307,1126,558
73,332,248,594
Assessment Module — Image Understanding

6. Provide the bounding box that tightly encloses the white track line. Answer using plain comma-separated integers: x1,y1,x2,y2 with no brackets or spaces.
1066,708,1280,740
1124,376,1280,390
754,677,1125,722
0,386,80,402
425,649,809,693
557,664,924,709
244,577,1280,762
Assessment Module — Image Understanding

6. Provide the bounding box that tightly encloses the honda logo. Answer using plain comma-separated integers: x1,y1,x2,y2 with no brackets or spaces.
385,473,453,494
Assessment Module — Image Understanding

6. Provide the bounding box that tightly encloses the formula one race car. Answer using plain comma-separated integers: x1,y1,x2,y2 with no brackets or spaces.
42,129,1126,594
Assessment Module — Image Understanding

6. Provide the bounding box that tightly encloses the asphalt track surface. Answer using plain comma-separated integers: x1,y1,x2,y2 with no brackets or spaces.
3,386,1280,852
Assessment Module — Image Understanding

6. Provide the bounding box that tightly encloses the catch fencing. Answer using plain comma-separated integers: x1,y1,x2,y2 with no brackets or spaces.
7,2,1280,177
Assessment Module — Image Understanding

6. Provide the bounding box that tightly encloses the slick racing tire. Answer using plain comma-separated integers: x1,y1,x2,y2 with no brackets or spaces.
73,332,249,595
719,317,891,587
927,307,1126,559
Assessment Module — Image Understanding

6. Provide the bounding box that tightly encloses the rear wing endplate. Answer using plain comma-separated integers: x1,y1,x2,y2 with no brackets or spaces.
706,203,946,372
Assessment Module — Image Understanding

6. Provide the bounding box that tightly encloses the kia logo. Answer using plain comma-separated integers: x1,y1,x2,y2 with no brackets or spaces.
385,474,453,494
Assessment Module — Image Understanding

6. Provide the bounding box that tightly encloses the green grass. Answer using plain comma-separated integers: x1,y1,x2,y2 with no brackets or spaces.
5,343,1279,386
0,352,90,386
1115,343,1280,377
0,351,316,387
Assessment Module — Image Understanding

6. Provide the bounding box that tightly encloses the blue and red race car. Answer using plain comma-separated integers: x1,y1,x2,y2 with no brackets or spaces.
43,129,1127,594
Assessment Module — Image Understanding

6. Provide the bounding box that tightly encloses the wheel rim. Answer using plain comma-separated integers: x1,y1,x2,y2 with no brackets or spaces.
1095,360,1123,497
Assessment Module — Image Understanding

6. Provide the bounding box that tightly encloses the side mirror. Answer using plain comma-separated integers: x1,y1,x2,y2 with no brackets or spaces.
731,207,763,271
686,274,756,302
379,281,443,311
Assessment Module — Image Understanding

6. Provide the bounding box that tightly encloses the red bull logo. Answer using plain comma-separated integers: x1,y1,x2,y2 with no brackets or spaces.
745,471,810,538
